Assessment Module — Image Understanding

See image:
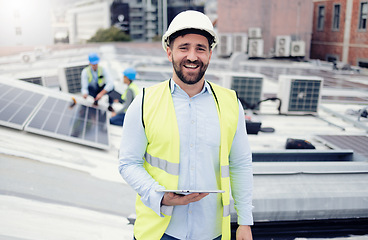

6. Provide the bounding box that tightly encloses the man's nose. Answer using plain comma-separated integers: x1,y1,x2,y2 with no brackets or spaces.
187,48,198,62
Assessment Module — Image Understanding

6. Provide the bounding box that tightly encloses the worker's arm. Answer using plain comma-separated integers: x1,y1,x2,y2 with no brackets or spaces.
95,89,107,101
229,101,254,226
102,67,114,92
81,68,89,97
118,94,167,216
119,89,134,113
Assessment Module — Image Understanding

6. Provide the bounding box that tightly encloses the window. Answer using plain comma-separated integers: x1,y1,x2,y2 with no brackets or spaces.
358,60,368,68
327,55,338,63
317,5,325,30
359,2,368,29
333,4,341,30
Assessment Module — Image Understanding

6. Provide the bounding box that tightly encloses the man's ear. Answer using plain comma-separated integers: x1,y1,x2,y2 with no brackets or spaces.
166,46,173,63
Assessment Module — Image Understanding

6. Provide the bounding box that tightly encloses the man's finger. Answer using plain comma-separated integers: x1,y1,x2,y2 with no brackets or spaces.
162,192,209,206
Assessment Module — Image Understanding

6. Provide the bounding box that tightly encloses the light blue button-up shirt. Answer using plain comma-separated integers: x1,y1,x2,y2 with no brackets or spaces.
119,80,253,240
80,66,114,95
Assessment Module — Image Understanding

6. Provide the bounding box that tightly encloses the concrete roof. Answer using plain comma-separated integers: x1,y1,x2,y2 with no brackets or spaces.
0,43,368,239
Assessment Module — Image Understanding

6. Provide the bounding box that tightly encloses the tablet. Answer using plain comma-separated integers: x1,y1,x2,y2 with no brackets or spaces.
156,189,224,194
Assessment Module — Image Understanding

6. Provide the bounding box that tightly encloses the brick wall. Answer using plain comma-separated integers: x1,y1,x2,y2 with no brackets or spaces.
311,0,368,66
217,0,313,58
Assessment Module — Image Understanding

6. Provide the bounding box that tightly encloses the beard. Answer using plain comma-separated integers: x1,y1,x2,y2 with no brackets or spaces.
172,57,209,85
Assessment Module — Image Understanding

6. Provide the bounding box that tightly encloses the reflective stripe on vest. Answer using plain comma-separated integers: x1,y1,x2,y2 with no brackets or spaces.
134,80,238,240
121,82,140,101
144,152,180,176
85,66,104,86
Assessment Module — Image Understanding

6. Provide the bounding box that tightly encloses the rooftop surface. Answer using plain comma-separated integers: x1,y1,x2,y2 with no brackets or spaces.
0,43,368,239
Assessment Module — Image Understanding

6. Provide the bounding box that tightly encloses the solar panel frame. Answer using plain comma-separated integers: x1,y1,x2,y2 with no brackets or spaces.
0,83,45,130
19,76,44,86
24,96,110,150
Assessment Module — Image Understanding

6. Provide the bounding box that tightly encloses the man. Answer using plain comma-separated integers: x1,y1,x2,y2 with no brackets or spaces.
81,52,115,111
119,10,253,240
110,68,140,126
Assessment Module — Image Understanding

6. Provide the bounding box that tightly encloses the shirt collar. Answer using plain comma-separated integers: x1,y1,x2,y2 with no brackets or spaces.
170,79,213,96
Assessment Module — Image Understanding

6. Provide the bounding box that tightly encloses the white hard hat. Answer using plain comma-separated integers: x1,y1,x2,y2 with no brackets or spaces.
162,10,218,51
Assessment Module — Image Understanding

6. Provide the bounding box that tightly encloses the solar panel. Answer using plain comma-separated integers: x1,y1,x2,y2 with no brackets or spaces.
0,83,45,130
317,135,368,161
25,96,110,149
19,77,43,86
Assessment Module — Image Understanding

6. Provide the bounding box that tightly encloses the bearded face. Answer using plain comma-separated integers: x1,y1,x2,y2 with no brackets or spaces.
167,33,212,86
172,58,209,85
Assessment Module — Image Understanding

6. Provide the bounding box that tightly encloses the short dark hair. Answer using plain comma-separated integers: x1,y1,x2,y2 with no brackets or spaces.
168,28,214,49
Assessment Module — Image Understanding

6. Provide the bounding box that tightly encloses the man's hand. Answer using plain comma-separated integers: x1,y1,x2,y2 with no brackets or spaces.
95,92,105,101
161,192,209,206
83,94,88,99
236,225,252,240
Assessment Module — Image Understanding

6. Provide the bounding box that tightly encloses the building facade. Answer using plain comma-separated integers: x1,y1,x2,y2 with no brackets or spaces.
216,0,314,59
65,0,205,43
66,1,111,44
311,0,368,68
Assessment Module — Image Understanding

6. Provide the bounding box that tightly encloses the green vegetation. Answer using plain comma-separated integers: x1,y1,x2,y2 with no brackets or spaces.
88,27,131,42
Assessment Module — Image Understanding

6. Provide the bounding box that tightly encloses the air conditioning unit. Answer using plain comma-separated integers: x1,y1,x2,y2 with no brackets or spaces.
58,62,88,94
20,53,36,63
291,41,306,57
217,33,233,57
277,75,323,115
275,35,291,57
233,33,248,53
223,72,264,110
248,28,262,39
248,39,264,58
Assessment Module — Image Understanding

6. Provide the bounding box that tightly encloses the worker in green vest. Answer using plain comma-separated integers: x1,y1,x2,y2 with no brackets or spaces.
110,68,140,126
119,10,253,240
81,52,115,111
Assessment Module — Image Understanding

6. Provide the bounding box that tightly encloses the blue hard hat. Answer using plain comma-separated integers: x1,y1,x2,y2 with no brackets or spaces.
88,52,100,64
123,68,136,81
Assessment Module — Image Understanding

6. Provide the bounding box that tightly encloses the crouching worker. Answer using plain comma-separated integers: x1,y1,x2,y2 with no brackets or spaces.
110,68,139,126
81,52,115,111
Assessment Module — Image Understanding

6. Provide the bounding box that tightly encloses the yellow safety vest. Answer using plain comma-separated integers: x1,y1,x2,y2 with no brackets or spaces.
135,80,238,240
121,82,140,101
85,66,105,86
